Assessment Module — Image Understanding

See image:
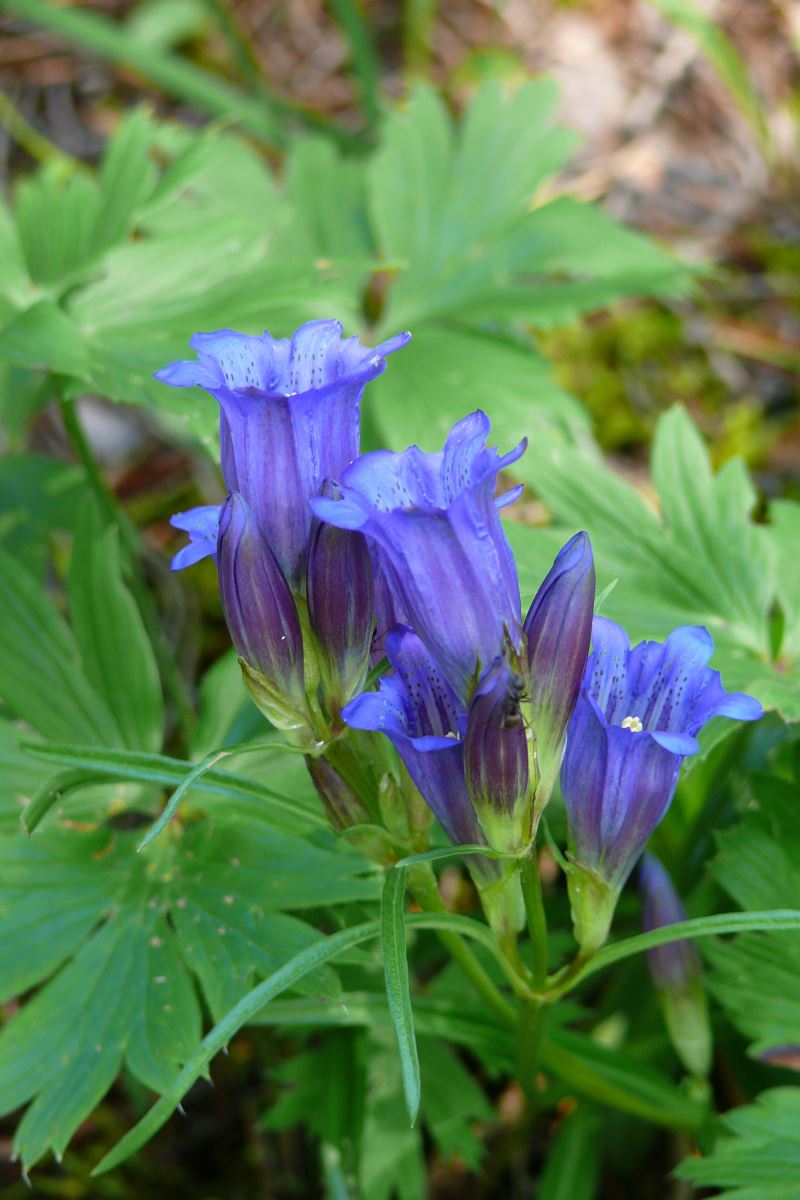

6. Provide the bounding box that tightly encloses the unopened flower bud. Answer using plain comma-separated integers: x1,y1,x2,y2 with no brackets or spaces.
523,532,595,812
218,492,309,732
464,660,535,854
641,854,711,1078
307,511,375,707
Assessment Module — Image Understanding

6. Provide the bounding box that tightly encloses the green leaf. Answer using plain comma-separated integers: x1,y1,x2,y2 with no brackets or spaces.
540,1029,706,1132
0,301,90,377
366,325,587,453
704,772,800,1056
21,741,327,834
563,910,800,992
92,917,385,1175
381,868,420,1125
676,1087,800,1199
2,802,377,1168
418,1038,493,1170
14,167,99,286
770,500,800,661
0,546,122,746
91,107,158,253
538,1105,600,1200
360,1032,426,1200
68,502,164,753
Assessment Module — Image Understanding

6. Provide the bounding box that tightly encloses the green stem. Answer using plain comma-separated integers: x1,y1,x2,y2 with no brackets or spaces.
518,853,551,1092
407,865,517,1027
60,396,196,749
521,852,548,991
518,998,549,1102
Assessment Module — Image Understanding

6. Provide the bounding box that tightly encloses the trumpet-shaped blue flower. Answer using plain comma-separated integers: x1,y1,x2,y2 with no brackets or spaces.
158,320,409,589
561,616,763,951
342,626,484,853
312,411,525,698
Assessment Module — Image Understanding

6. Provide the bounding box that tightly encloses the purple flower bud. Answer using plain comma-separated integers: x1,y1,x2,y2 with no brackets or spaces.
523,532,595,811
307,511,375,706
640,854,711,1077
641,854,701,990
217,492,308,731
464,659,534,853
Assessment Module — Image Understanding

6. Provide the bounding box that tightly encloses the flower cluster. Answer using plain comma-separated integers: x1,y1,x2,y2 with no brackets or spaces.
162,319,762,946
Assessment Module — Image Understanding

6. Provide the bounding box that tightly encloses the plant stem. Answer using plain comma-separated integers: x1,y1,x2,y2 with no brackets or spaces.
517,998,549,1102
407,865,517,1027
521,851,548,991
60,395,196,749
517,852,550,1096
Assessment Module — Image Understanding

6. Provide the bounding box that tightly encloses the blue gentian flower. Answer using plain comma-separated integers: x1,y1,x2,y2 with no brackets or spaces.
158,320,409,589
561,616,763,952
343,626,484,854
311,411,526,698
343,626,524,929
640,854,711,1077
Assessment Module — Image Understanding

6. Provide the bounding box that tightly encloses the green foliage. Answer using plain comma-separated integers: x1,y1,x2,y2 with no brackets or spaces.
0,85,691,457
705,771,800,1056
677,1088,800,1199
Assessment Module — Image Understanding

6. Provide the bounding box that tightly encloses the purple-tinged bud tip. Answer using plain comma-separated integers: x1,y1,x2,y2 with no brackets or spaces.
640,854,711,1077
464,659,534,854
523,531,595,812
307,509,375,706
218,492,308,731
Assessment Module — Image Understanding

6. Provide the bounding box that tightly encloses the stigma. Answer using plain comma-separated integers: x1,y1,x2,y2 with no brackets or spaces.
621,715,643,733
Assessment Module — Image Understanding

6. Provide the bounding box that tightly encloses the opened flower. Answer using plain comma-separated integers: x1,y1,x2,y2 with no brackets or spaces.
159,319,409,589
561,617,763,952
312,410,526,699
161,320,408,733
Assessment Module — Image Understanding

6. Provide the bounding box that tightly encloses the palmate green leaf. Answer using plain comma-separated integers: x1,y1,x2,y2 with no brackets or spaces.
365,325,587,453
368,81,576,330
284,137,372,260
704,772,800,1056
514,404,797,715
676,1087,800,1199
0,545,121,746
68,502,164,753
1,803,378,1169
380,868,420,1125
